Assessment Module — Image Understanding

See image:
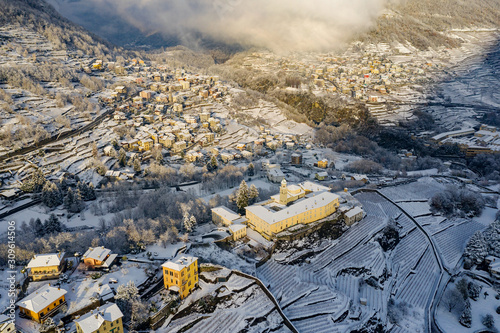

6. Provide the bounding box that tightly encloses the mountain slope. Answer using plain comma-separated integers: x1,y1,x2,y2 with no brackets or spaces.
0,0,112,56
362,0,500,49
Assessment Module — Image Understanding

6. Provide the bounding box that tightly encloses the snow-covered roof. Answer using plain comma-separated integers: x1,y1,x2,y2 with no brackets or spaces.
299,181,330,193
246,191,339,225
229,224,246,233
75,303,123,333
345,206,363,218
162,255,198,272
83,247,111,262
268,168,285,177
16,285,67,313
431,128,474,141
211,206,240,222
27,253,64,268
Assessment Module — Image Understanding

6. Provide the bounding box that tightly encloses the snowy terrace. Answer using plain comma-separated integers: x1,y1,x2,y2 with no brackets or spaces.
256,188,444,332
163,273,291,333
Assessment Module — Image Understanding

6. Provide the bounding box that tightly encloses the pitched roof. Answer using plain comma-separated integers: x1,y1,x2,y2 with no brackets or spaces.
83,247,112,262
27,253,64,268
75,303,123,333
162,255,198,272
16,285,67,313
345,206,363,218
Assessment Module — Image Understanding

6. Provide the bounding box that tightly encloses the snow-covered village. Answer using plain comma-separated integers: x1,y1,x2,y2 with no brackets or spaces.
1,1,500,333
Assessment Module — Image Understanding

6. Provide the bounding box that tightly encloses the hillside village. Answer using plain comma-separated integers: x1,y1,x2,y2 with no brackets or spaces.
0,17,499,333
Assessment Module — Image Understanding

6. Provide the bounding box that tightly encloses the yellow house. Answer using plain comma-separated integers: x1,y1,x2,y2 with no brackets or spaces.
229,224,247,241
317,159,328,168
172,140,187,153
315,171,329,181
82,247,117,270
162,255,198,299
138,139,154,151
26,252,65,281
75,303,124,333
17,285,67,323
0,314,15,333
159,134,176,148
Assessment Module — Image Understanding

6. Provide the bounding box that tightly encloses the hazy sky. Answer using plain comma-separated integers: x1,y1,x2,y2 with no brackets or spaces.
51,0,390,52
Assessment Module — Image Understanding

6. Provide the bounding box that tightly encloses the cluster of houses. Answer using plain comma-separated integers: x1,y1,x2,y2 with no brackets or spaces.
16,246,200,332
431,124,500,157
240,49,435,103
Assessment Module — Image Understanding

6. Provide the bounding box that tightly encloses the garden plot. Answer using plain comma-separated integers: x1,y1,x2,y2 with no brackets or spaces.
397,202,431,217
432,220,485,269
379,177,445,201
389,230,428,294
394,247,440,309
285,286,349,321
310,216,386,272
416,215,447,232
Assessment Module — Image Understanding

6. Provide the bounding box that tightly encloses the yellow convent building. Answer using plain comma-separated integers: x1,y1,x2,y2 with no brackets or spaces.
246,180,340,239
162,255,198,299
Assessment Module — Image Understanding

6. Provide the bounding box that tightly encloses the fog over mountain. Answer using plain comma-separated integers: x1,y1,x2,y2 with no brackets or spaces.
48,0,391,52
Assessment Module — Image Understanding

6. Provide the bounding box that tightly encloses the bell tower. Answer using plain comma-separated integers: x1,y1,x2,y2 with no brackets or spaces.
280,179,288,204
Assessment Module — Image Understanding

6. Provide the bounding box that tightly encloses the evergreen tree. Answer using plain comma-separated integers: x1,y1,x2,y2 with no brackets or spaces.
249,184,259,204
183,212,192,233
459,299,472,328
20,168,46,193
30,217,44,237
456,278,469,300
64,188,84,213
133,158,141,173
87,183,96,201
118,148,127,167
63,187,74,211
41,181,63,208
207,155,218,172
77,181,96,201
483,220,500,257
189,215,196,231
236,180,249,214
482,314,495,329
464,231,488,265
44,214,62,234
247,162,255,176
115,281,140,323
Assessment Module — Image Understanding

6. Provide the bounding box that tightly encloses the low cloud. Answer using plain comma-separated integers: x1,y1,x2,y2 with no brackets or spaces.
54,0,390,52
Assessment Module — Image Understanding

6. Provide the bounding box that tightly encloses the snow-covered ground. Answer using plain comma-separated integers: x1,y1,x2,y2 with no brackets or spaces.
436,278,500,332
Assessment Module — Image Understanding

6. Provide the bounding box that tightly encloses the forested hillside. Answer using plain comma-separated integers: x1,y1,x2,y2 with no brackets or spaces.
0,0,112,56
363,0,500,49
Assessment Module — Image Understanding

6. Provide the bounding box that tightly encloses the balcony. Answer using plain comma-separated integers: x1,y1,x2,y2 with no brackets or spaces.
40,301,67,323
